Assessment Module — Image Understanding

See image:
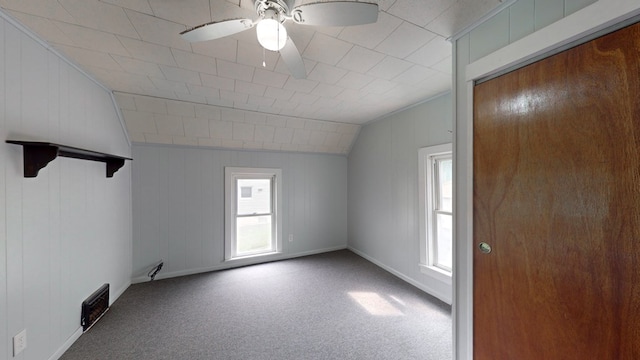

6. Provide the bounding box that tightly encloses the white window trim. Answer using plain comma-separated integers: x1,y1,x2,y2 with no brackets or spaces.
418,143,453,285
224,167,282,261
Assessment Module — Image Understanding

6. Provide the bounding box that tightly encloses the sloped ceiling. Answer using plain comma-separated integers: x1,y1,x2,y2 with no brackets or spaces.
0,0,503,154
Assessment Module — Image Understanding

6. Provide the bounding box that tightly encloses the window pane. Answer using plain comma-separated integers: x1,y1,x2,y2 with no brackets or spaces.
435,213,453,270
236,215,272,255
437,158,453,212
237,179,271,215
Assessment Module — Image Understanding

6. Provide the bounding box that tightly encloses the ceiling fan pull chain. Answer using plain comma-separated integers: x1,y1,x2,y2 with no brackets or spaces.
262,47,266,68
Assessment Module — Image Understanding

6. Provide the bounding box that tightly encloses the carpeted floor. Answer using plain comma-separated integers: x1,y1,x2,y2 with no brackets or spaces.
61,250,452,360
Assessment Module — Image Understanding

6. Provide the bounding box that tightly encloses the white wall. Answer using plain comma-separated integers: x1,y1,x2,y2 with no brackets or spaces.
453,0,640,359
131,144,347,281
347,93,452,304
0,12,132,360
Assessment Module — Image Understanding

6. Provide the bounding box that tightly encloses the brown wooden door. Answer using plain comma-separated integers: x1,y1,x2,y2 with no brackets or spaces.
473,21,640,359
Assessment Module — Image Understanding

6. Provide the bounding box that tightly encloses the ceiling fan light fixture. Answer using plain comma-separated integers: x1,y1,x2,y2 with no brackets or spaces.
256,17,287,51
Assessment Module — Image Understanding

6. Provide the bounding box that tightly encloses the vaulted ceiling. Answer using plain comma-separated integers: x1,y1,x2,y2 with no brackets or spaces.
0,0,503,154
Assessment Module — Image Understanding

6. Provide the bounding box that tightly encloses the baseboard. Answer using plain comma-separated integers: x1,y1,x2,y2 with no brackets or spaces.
49,280,131,360
347,246,452,305
131,245,348,284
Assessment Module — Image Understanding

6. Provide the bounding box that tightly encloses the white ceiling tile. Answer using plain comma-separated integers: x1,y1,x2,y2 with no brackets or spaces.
388,0,455,27
177,93,207,104
58,0,139,38
303,33,352,66
311,84,344,98
338,12,402,49
432,55,453,74
7,12,75,46
114,92,136,110
266,115,287,127
304,120,325,131
154,114,184,136
53,21,130,56
148,0,211,27
307,63,348,85
206,97,235,107
221,108,245,122
243,141,264,150
367,56,413,80
272,99,298,110
338,133,356,148
150,77,189,93
122,109,156,133
337,88,365,102
172,49,217,75
289,92,319,105
360,78,398,94
264,86,294,101
337,123,360,134
336,72,375,90
262,142,282,151
210,120,233,138
243,112,266,125
101,0,154,15
195,104,221,120
118,36,177,66
220,139,244,148
247,95,275,107
192,37,238,62
112,55,165,77
200,73,236,91
232,122,255,141
375,22,438,58
133,96,168,114
254,125,276,142
220,90,248,104
286,118,306,129
173,136,199,146
406,35,452,66
273,127,294,144
54,45,122,71
188,84,221,99
308,130,326,146
323,132,341,147
124,9,192,51
144,133,173,144
252,68,289,88
159,65,200,85
337,46,385,73
235,80,266,96
292,129,311,145
216,59,255,82
393,65,438,85
1,1,76,23
283,78,318,93
166,100,196,117
321,122,339,132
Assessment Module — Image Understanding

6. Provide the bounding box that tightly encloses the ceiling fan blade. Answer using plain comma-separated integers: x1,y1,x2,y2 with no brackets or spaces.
292,1,378,27
280,38,306,79
180,18,254,42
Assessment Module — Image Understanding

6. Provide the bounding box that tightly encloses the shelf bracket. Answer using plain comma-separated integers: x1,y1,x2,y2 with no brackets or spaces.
6,140,132,178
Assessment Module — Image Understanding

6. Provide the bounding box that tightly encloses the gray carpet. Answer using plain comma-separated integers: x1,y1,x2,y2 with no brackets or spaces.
61,250,452,360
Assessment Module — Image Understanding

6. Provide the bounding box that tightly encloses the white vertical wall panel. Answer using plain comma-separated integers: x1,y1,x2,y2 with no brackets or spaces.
0,13,132,360
470,10,510,63
535,0,566,30
510,0,536,43
131,145,348,280
347,93,453,304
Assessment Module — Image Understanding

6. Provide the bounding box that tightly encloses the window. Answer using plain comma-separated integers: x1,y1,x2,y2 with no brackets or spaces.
418,144,453,283
225,167,282,260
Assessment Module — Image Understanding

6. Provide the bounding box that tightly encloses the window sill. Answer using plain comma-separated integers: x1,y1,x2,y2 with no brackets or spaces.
419,264,452,285
225,251,282,263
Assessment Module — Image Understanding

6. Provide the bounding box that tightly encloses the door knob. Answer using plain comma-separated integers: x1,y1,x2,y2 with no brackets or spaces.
478,242,492,254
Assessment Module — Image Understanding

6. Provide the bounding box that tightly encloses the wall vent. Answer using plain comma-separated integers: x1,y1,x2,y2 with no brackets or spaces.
81,283,110,332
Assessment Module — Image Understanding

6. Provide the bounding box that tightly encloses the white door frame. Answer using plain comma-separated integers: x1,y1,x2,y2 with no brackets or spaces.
455,1,640,359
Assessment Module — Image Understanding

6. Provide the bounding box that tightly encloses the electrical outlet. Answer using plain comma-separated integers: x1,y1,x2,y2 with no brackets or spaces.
288,234,293,242
13,329,27,356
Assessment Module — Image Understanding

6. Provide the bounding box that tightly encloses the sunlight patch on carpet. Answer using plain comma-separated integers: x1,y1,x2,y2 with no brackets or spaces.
348,292,404,316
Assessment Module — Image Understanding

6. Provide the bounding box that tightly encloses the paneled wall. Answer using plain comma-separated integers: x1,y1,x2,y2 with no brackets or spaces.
347,93,452,304
132,144,347,281
453,1,636,359
0,13,132,360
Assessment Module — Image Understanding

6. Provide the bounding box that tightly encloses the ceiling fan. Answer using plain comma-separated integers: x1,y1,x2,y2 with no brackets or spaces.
180,0,378,79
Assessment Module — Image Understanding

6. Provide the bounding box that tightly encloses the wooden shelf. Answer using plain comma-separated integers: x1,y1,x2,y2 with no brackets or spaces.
6,140,132,178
